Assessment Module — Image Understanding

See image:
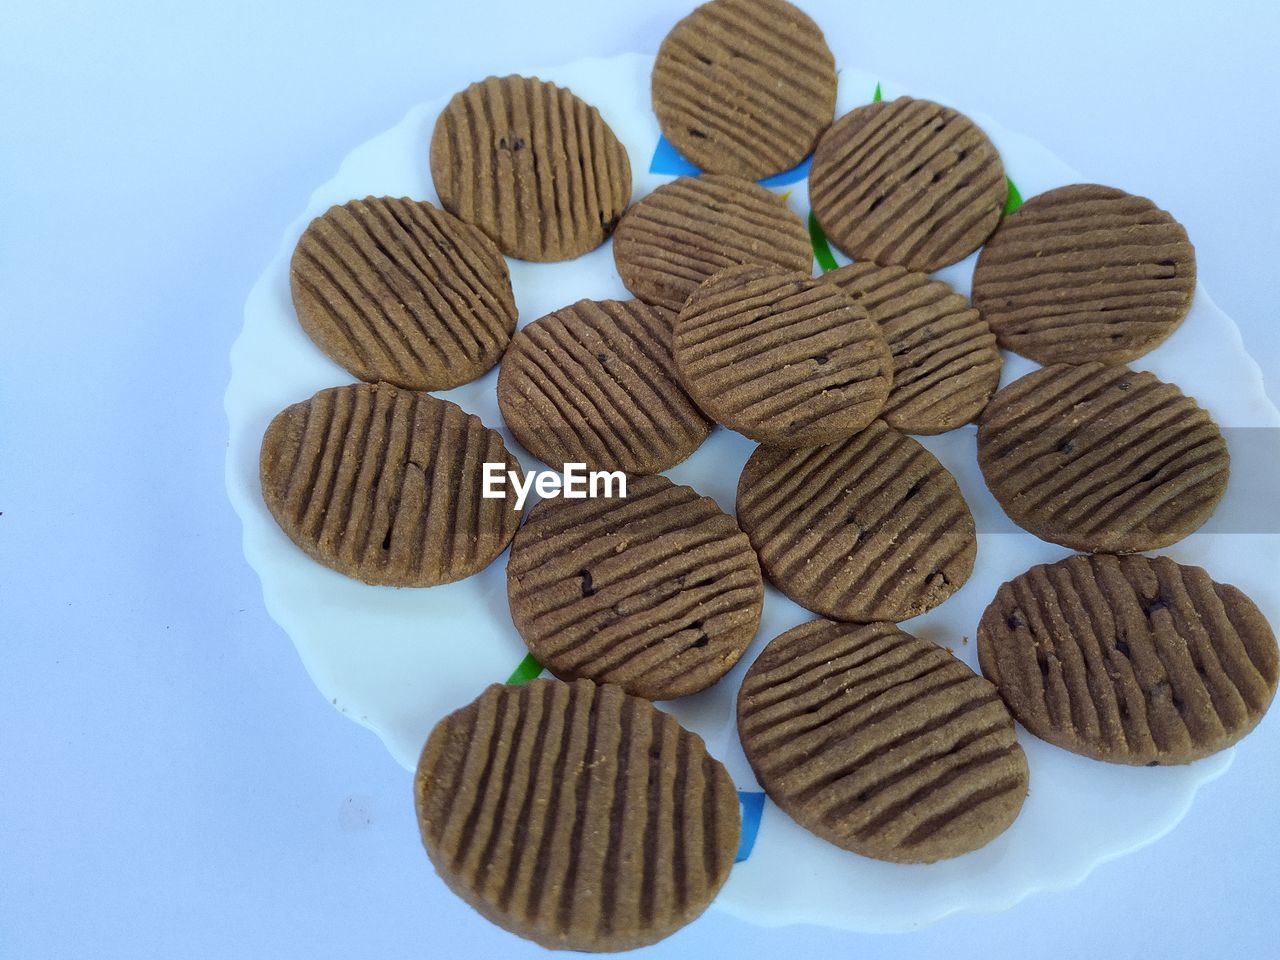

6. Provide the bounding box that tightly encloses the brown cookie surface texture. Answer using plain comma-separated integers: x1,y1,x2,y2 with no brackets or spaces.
612,174,813,312
736,420,976,622
507,474,763,700
497,299,711,474
978,554,1278,765
823,262,1000,433
290,197,517,390
971,184,1196,365
738,620,1028,862
977,363,1229,552
809,96,1006,271
416,679,741,951
651,0,837,180
259,382,522,586
430,75,632,262
673,265,892,448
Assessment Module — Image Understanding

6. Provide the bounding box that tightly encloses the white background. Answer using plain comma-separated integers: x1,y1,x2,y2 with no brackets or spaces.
3,1,1278,957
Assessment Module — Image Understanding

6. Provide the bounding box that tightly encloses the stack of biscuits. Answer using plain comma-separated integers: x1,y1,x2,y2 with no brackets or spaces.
256,0,1278,950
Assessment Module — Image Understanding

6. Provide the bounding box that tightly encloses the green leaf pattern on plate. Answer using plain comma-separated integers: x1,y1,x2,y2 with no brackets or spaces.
1003,175,1023,216
807,210,839,273
505,652,544,685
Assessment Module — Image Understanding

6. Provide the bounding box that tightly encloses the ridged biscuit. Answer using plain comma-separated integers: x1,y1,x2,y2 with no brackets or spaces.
496,299,711,474
809,97,1006,271
651,0,837,179
978,554,1278,765
506,474,763,700
612,175,813,312
259,382,522,586
738,620,1028,862
972,184,1196,365
823,262,1000,433
977,363,1229,552
736,420,976,622
416,679,740,951
290,197,517,390
430,75,632,262
673,265,892,448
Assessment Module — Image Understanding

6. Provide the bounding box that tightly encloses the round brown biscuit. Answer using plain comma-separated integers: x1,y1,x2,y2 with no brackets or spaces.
977,363,1229,553
612,175,813,312
506,474,763,700
496,299,711,475
651,0,837,180
259,382,522,586
416,678,740,951
809,97,1007,271
738,620,1028,863
290,197,517,390
736,420,976,622
672,265,892,448
430,75,632,262
978,554,1278,765
823,262,1001,434
972,184,1197,365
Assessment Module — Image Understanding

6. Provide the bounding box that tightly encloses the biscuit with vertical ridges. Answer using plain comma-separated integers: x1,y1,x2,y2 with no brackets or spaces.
738,620,1028,862
977,363,1229,552
507,474,763,700
971,184,1197,365
673,265,892,448
978,554,1278,764
496,299,712,474
809,97,1007,271
651,0,837,180
290,197,517,390
736,420,976,622
416,679,741,951
430,75,632,262
259,382,522,586
612,175,813,313
823,262,1001,433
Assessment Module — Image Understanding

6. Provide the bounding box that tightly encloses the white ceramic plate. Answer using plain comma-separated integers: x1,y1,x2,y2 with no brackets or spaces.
225,53,1280,932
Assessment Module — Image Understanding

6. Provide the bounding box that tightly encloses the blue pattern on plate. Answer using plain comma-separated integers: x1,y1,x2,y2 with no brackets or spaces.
648,135,812,187
735,790,766,863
